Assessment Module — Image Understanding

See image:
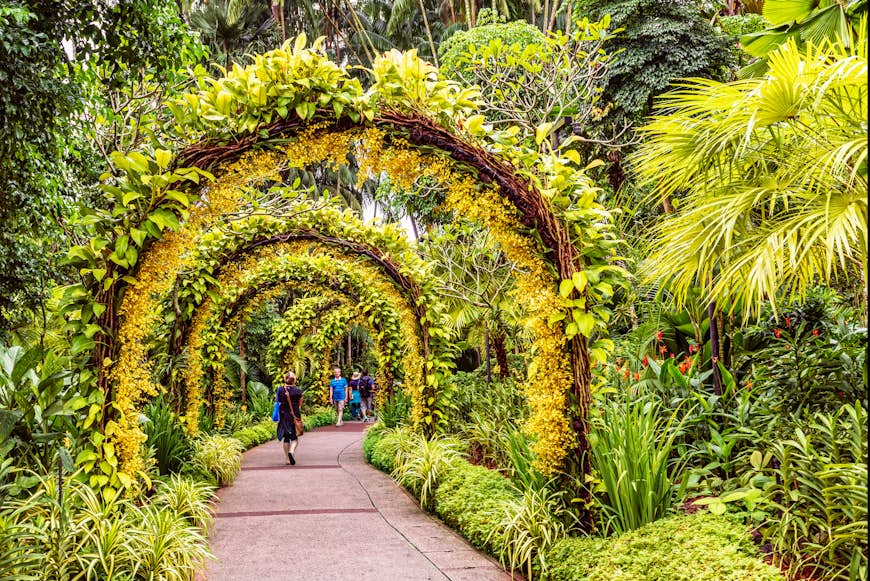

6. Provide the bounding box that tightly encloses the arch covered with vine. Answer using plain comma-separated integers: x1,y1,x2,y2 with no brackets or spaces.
264,294,402,389
63,36,624,494
185,248,425,429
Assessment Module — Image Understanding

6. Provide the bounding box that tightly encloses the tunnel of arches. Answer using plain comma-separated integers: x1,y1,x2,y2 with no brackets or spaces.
63,37,623,493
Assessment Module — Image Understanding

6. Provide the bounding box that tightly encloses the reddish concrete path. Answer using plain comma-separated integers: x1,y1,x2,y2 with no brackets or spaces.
204,423,512,581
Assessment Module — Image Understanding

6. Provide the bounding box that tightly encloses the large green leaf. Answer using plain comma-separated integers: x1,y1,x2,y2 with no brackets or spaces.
763,0,819,25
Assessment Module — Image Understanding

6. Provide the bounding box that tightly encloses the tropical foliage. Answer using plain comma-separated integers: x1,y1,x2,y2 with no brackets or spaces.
0,1,866,579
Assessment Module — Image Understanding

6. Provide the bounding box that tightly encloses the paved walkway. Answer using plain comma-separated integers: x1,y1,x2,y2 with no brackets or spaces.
204,423,512,581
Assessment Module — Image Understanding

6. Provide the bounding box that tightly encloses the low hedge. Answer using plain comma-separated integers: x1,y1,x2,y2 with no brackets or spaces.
228,407,338,452
433,461,519,555
364,427,783,581
230,419,274,449
303,405,338,431
544,512,784,581
364,426,519,554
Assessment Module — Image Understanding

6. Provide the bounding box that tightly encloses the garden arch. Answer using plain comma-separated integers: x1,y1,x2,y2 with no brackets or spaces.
65,37,623,493
264,294,402,388
186,249,423,430
275,303,384,400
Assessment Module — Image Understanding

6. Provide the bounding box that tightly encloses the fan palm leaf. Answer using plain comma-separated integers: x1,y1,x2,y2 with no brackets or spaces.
631,30,868,318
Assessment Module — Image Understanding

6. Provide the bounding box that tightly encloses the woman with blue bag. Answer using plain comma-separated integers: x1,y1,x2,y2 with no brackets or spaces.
275,371,303,465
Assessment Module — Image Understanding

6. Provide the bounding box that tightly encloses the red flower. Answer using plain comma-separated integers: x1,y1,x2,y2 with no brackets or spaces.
623,370,630,380
670,353,675,359
785,317,792,329
633,372,640,381
774,328,782,338
688,344,697,354
812,329,819,337
785,345,790,350
642,356,649,367
656,331,663,341
837,390,844,400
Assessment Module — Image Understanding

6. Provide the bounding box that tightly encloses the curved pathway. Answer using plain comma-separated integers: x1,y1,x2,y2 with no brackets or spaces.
204,423,512,580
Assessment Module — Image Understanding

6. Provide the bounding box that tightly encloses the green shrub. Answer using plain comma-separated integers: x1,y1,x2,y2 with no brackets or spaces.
191,435,243,486
247,381,274,419
143,397,191,475
544,512,784,581
433,461,519,555
133,504,213,579
391,433,465,510
377,392,411,428
497,486,576,580
303,405,337,431
153,474,216,532
0,474,213,580
218,404,255,435
590,396,687,535
230,419,275,449
364,425,410,473
744,402,867,580
439,11,545,80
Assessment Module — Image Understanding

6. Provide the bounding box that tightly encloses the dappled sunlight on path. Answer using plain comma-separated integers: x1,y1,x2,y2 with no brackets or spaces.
203,423,512,580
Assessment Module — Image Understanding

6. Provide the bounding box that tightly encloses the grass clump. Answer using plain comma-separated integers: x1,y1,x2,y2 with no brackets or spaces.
191,435,243,486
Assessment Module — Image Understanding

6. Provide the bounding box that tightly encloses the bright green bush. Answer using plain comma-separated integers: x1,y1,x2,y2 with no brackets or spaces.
153,474,216,532
303,405,337,431
365,425,415,474
391,432,465,510
230,419,275,449
133,504,213,579
589,396,687,535
433,461,519,555
544,512,784,581
377,392,411,428
438,10,544,79
497,486,576,579
743,402,867,580
191,435,243,486
0,475,213,580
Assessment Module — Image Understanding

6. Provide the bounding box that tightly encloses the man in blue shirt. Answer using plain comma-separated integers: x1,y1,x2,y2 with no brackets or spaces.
329,367,349,427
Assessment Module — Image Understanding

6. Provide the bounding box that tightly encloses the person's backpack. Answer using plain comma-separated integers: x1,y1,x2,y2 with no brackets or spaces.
359,376,373,397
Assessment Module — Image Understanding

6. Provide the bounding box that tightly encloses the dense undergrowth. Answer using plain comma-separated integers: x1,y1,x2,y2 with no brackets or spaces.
364,295,867,581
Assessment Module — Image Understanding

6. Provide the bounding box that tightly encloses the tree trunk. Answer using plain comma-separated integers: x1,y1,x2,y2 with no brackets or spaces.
347,333,352,369
484,322,492,385
408,211,419,240
239,333,247,406
492,330,509,380
570,334,594,529
708,300,723,395
417,0,438,66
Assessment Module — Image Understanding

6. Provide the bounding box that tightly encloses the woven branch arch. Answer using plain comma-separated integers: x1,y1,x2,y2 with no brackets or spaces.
186,250,426,429
166,199,445,375
65,36,624,491
264,294,402,388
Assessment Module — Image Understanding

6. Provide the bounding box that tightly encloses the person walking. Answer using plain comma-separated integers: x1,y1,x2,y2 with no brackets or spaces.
276,372,303,465
359,369,374,422
349,371,362,420
329,367,348,427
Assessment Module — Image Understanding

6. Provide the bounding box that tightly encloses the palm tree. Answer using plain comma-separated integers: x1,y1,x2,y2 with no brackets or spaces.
630,31,868,320
185,0,273,66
